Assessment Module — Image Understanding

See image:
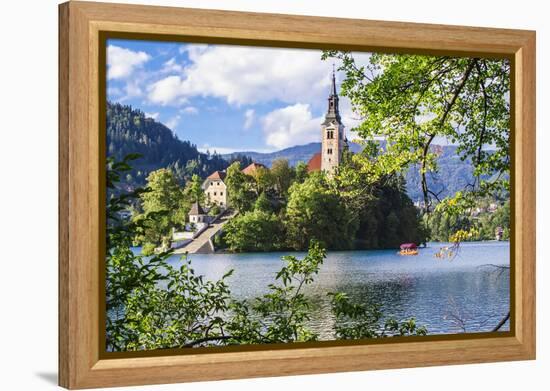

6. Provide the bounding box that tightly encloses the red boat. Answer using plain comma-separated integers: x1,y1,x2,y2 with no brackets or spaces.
399,243,418,256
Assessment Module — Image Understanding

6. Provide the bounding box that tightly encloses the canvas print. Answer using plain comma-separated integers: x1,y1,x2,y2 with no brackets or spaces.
105,39,511,352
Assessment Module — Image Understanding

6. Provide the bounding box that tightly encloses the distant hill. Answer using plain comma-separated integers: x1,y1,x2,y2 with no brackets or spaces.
404,146,476,202
224,142,475,202
107,102,246,188
222,142,362,168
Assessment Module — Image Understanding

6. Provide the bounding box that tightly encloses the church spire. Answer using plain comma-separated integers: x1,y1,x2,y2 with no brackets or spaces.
330,64,338,97
323,65,341,125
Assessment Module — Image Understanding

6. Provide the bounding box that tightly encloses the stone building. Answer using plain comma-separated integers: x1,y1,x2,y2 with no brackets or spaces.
202,170,228,208
307,69,348,173
188,201,207,224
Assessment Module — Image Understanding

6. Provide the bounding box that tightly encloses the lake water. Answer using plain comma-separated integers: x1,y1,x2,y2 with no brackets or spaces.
164,241,510,339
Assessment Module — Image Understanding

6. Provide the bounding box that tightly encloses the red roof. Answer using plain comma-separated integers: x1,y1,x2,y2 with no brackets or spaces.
242,162,266,175
307,152,322,172
400,243,417,250
207,170,226,181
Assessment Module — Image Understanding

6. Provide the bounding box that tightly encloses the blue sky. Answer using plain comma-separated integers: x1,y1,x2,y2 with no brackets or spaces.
106,39,368,154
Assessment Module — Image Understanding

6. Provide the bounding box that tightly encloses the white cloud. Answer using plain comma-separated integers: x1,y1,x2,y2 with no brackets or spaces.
262,103,322,149
165,115,181,131
144,112,159,120
123,80,143,99
181,106,198,115
243,109,255,130
161,57,184,74
179,44,209,56
350,52,373,70
107,45,150,80
107,86,122,98
148,45,333,106
147,75,185,105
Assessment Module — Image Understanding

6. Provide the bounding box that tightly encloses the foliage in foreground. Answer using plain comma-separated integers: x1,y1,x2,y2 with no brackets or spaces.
106,156,427,351
322,51,510,214
330,292,427,339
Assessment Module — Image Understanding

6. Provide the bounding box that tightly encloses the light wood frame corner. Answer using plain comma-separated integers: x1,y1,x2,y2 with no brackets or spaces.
59,1,536,389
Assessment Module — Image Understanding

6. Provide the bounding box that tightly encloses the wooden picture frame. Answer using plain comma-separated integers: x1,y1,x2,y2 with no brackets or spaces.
59,1,536,388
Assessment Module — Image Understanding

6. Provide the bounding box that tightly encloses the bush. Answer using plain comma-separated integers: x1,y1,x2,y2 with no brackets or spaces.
223,210,285,252
208,204,221,216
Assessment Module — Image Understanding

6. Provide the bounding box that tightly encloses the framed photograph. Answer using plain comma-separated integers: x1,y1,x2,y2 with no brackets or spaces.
59,1,536,389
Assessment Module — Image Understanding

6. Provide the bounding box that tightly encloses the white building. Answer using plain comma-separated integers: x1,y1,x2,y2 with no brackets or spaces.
202,170,228,208
188,201,207,224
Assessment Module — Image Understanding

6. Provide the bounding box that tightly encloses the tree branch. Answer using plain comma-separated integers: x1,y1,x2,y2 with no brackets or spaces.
492,311,510,332
421,59,477,211
182,335,236,348
474,60,489,190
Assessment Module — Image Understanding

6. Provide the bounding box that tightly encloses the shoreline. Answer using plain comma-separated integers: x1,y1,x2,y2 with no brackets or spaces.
162,240,510,257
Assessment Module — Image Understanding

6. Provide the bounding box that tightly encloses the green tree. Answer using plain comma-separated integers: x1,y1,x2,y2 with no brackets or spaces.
223,210,285,252
427,199,509,242
384,211,400,248
225,161,256,212
270,158,294,196
294,161,309,184
208,204,222,216
254,191,273,212
140,168,183,212
330,153,428,249
250,165,273,196
285,172,357,250
119,258,235,350
183,174,205,204
348,177,427,249
132,168,188,254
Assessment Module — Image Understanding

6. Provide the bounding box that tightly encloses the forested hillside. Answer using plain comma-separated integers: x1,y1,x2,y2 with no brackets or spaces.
106,102,249,188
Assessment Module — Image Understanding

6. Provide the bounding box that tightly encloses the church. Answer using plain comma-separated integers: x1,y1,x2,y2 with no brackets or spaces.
200,69,347,212
307,69,348,173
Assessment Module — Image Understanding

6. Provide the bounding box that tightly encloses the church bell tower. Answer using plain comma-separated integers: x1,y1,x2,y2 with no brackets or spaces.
321,67,346,174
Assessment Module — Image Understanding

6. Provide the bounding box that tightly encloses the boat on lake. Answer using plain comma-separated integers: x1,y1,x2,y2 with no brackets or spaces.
399,243,418,256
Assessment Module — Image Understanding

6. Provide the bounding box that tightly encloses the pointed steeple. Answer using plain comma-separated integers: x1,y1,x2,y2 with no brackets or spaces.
330,64,338,96
323,65,341,125
320,65,346,175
